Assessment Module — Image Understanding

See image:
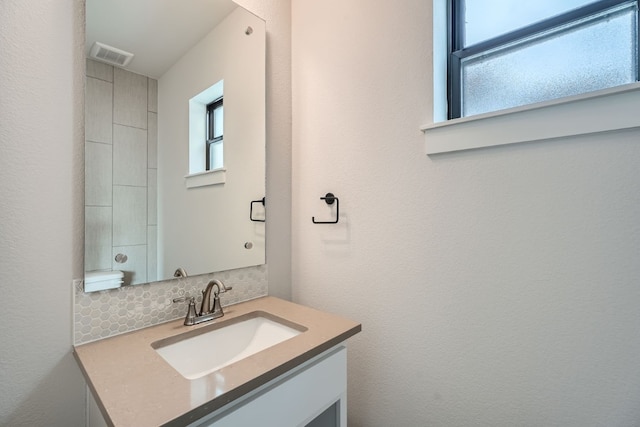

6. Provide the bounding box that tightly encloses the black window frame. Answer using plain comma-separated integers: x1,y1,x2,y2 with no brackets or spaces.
448,0,639,120
206,97,223,171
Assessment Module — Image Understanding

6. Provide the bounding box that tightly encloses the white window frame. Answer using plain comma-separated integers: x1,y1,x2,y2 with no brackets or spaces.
422,0,640,155
186,80,226,188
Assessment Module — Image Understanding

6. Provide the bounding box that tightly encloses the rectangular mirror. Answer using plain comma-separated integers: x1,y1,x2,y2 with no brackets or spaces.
84,0,266,289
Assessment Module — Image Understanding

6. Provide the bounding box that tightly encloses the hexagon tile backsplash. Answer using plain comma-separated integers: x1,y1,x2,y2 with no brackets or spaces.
74,265,268,344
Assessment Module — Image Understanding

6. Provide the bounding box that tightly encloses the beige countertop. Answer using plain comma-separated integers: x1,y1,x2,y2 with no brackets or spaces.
73,296,361,426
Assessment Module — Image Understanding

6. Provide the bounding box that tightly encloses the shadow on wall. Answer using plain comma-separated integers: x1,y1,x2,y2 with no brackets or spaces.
2,353,85,426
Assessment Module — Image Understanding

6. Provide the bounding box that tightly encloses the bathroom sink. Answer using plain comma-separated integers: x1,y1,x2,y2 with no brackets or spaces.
152,312,306,379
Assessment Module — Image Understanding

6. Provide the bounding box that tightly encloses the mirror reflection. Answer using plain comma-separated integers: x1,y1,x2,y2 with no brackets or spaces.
84,0,266,290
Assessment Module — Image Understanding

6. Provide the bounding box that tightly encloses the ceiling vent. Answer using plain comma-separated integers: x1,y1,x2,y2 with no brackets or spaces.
89,42,134,67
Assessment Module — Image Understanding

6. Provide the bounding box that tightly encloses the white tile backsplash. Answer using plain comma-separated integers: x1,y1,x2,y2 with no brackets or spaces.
74,265,268,344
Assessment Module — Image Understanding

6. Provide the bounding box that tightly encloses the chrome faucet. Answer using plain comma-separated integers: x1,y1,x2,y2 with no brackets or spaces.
173,279,233,326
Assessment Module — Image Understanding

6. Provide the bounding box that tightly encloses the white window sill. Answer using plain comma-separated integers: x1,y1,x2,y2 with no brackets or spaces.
421,82,640,155
185,168,226,189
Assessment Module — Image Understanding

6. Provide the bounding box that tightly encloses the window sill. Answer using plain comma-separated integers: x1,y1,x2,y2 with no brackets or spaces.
421,82,640,155
185,168,226,189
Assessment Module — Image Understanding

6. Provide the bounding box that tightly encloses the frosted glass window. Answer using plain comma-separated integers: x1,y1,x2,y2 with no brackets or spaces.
462,5,637,116
209,142,223,170
213,106,223,138
448,0,639,119
464,0,598,46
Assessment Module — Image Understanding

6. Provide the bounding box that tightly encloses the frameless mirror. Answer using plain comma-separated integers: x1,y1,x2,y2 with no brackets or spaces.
84,0,266,289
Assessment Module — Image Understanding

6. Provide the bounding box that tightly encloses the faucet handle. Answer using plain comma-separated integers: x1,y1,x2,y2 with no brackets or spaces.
172,296,197,326
172,295,193,303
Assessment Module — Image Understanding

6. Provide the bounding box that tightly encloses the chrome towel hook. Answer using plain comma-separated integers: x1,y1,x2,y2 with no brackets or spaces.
312,193,339,224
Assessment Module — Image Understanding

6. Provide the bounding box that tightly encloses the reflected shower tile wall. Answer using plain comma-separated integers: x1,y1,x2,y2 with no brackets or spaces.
113,124,147,186
113,67,148,128
85,206,112,271
79,60,267,344
85,59,156,282
85,141,112,206
74,265,268,344
147,169,157,225
86,59,113,82
147,112,158,169
147,78,158,113
112,244,147,285
113,186,147,246
85,77,112,143
147,226,157,283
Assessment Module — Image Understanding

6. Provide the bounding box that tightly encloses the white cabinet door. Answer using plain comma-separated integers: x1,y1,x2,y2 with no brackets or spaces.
195,346,347,427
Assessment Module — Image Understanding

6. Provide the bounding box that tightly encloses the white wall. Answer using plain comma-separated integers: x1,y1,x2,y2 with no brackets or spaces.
0,0,86,425
159,8,266,277
292,1,640,426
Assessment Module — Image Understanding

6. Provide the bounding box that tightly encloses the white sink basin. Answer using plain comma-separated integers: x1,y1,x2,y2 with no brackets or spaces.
152,312,305,379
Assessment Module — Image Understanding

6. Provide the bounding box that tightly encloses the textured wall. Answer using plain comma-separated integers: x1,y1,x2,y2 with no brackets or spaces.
0,0,86,425
292,1,640,426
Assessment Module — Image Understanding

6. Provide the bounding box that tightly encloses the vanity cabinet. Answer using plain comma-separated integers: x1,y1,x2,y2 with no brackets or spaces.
75,297,361,427
87,345,347,427
192,345,347,427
